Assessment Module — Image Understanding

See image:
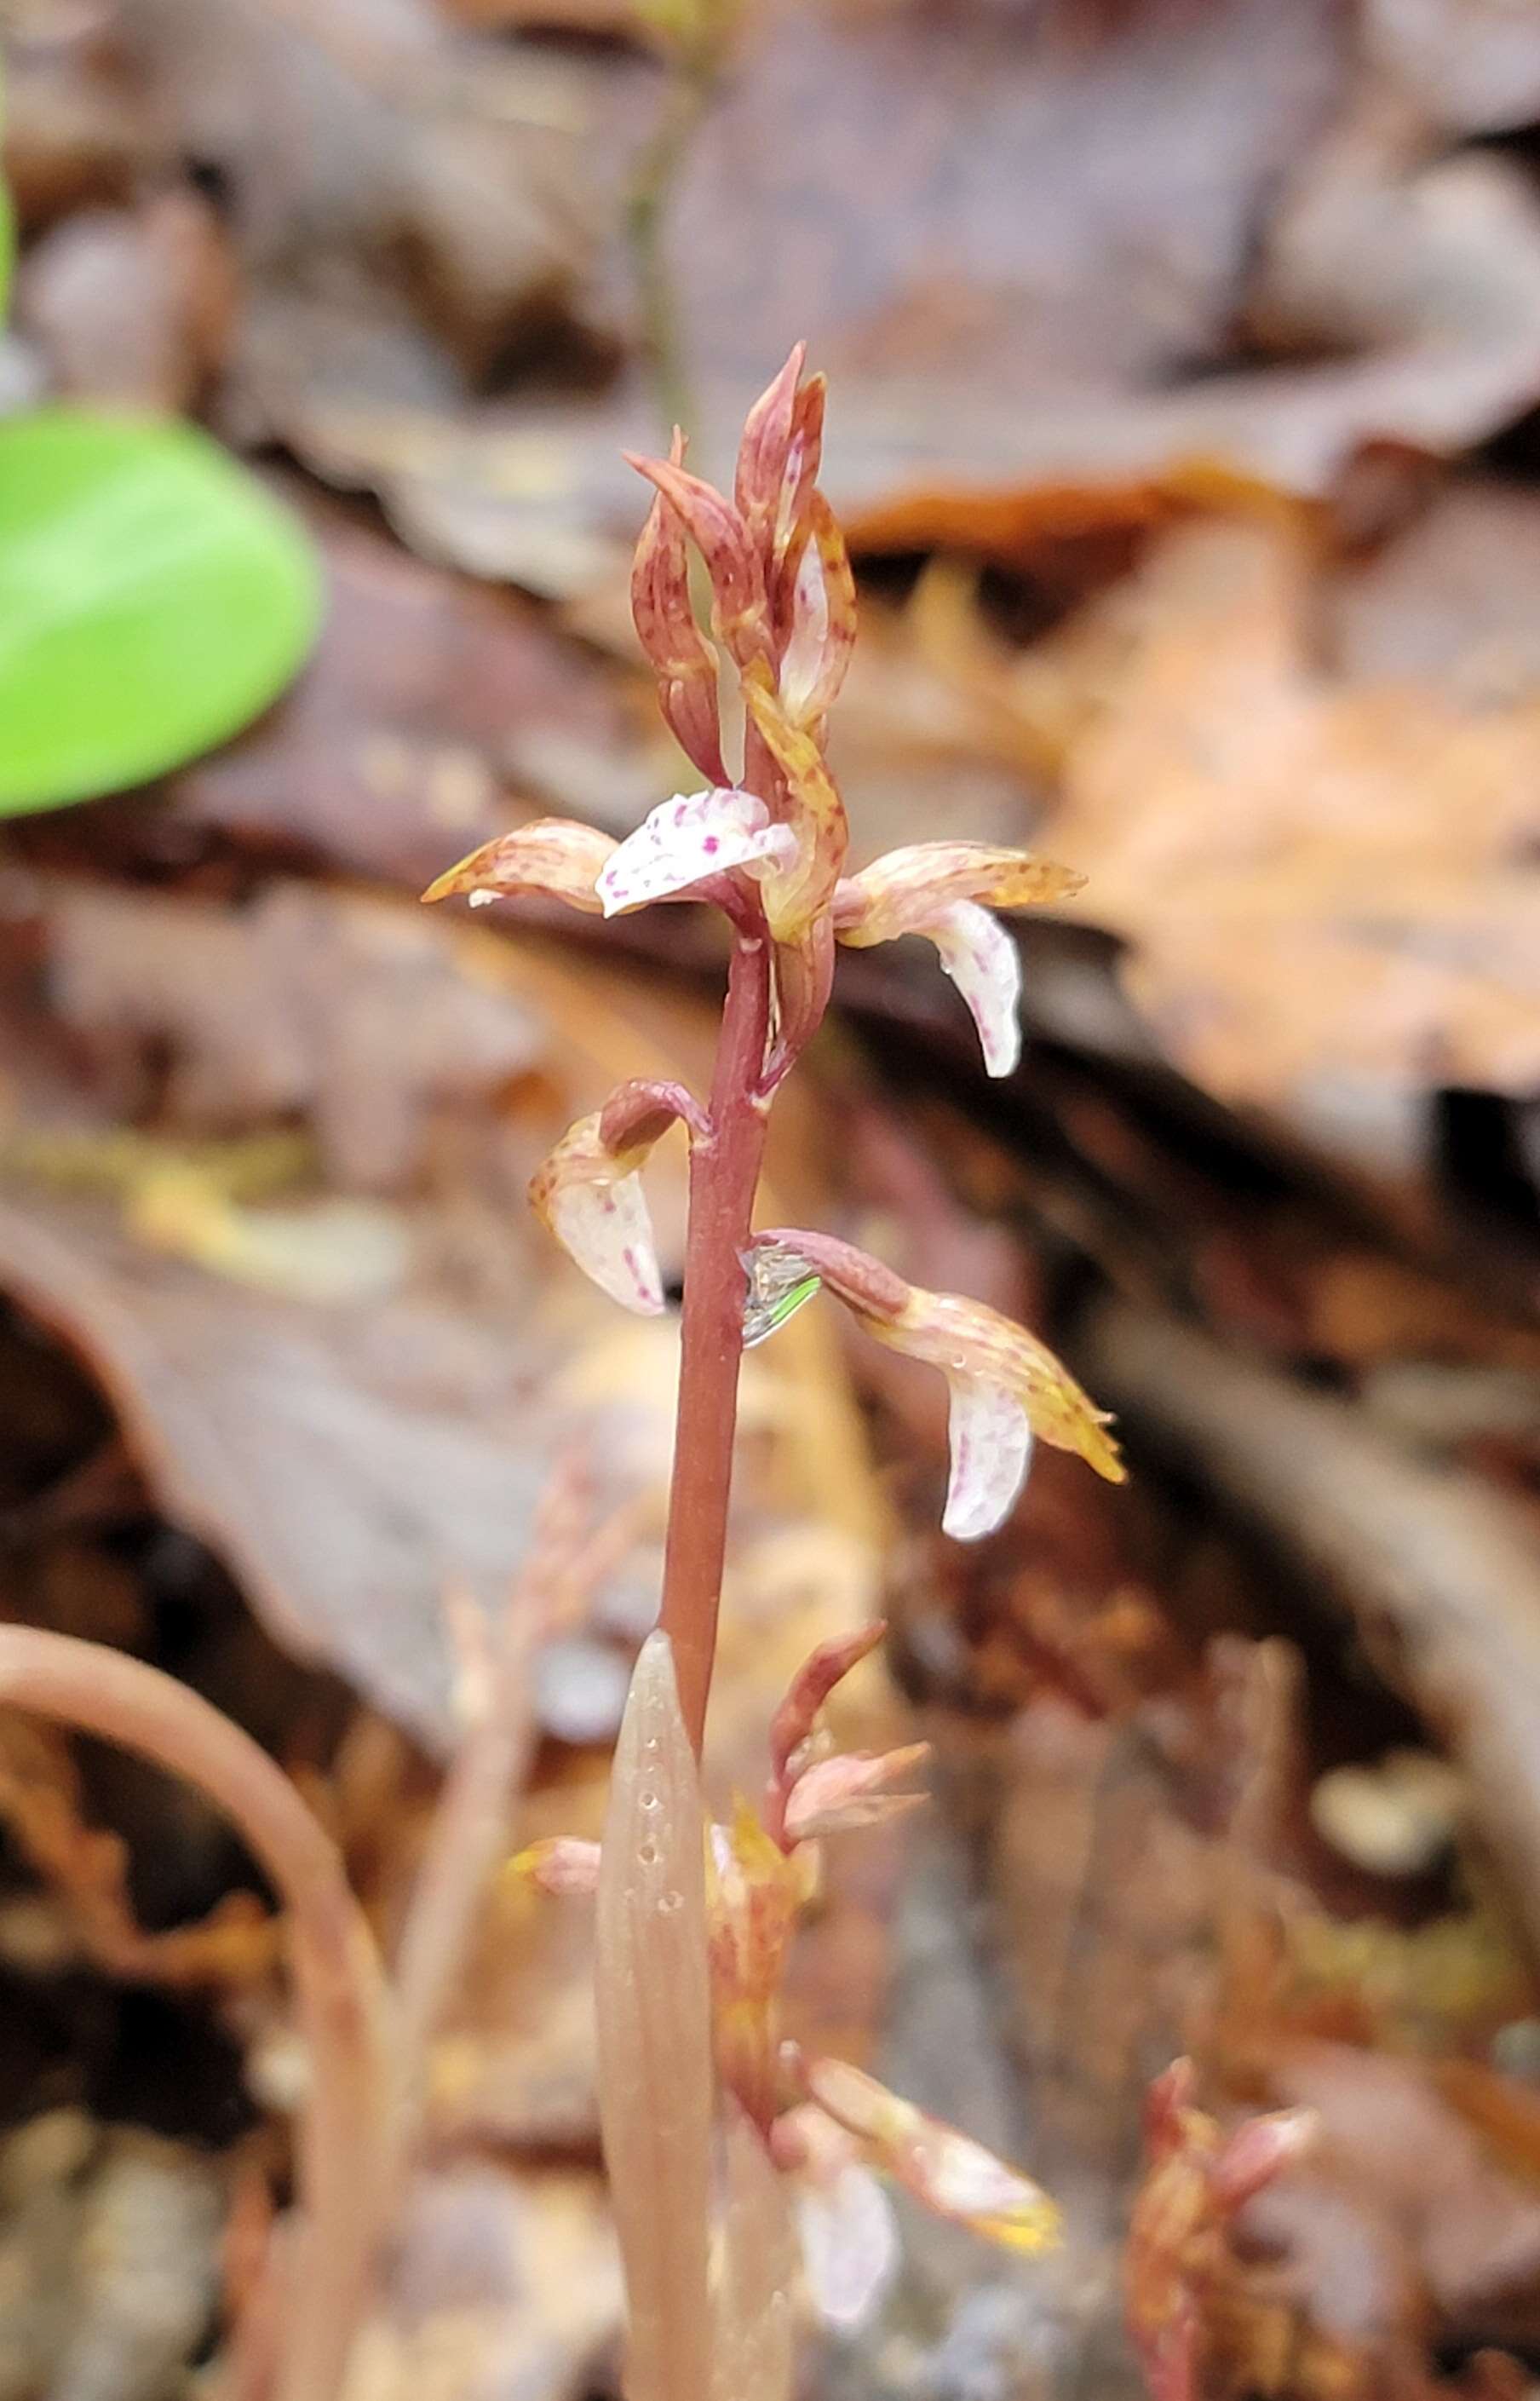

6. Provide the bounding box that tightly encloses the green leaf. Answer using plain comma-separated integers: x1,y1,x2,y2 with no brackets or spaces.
0,411,321,817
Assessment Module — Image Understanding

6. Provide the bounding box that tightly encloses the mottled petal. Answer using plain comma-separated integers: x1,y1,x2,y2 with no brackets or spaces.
929,900,1023,1078
529,1112,665,1316
741,682,849,936
834,843,1084,945
596,788,797,918
422,818,616,911
796,2161,899,2330
943,1374,1034,1540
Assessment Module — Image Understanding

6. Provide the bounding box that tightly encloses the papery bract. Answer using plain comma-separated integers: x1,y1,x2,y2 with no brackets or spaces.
741,1243,825,1350
740,682,849,938
707,1799,817,2134
596,787,797,918
421,817,617,912
529,1111,666,1316
776,493,857,730
510,1835,602,1896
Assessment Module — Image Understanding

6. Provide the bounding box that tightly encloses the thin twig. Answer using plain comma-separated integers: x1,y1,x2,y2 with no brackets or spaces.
0,1627,394,2401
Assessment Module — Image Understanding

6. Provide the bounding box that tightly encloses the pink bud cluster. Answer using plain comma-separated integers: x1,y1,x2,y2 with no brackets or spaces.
1127,2059,1317,2401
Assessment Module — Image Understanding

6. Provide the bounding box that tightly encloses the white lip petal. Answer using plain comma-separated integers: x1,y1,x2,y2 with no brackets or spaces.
927,900,1023,1078
796,2162,899,2331
595,787,796,917
942,1375,1033,1540
550,1171,664,1316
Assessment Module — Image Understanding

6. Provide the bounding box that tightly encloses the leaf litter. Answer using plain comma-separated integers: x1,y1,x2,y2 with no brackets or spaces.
8,3,1540,2396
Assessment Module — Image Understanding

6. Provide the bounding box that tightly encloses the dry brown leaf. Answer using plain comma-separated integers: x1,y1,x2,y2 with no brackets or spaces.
40,878,546,1193
121,0,644,379
344,2163,620,2401
222,0,1379,593
985,513,1540,1167
1248,2041,1540,2353
13,187,236,412
1,880,883,1753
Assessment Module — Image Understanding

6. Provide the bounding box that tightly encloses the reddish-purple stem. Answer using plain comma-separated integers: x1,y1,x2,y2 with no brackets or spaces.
658,924,773,1753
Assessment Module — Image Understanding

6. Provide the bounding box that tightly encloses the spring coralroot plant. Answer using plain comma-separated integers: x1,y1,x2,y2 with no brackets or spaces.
424,348,1126,2400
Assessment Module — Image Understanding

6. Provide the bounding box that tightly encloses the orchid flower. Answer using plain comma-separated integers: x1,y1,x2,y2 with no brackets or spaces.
527,1081,706,1316
834,842,1086,1078
745,1231,1124,1540
513,1621,1055,2334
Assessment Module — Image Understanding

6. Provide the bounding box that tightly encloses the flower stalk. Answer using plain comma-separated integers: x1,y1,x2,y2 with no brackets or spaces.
425,343,1124,2392
659,925,773,1749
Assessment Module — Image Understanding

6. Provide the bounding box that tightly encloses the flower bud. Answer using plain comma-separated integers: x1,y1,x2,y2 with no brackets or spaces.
734,344,805,557
631,429,728,786
509,1836,602,1896
767,1622,887,1785
626,453,768,668
707,1799,818,2133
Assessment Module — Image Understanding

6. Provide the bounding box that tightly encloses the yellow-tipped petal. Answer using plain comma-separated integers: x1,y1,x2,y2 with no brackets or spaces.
422,818,616,911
